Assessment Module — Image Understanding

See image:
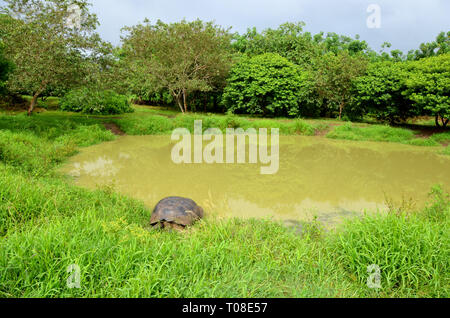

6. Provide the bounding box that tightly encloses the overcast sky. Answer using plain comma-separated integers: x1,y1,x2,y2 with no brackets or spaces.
89,0,449,53
3,0,450,52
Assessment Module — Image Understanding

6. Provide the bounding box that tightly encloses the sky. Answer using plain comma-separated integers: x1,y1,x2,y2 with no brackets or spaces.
3,0,450,52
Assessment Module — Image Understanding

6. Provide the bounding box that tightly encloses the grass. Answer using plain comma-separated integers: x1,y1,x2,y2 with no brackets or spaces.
0,109,449,298
114,112,323,136
441,146,450,156
330,212,449,297
326,123,443,147
431,132,450,144
0,113,115,176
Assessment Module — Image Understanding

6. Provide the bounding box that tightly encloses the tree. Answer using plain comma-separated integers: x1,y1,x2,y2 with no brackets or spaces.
0,0,105,115
121,19,233,113
408,31,450,60
405,54,450,127
232,23,372,68
314,51,368,120
222,53,309,117
232,22,321,67
352,61,417,123
0,42,14,96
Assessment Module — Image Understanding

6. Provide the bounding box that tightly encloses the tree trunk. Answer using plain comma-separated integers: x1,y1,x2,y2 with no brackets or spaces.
28,82,47,116
176,96,184,113
435,115,441,127
28,92,40,116
441,116,449,128
339,102,344,121
182,89,188,113
172,90,184,113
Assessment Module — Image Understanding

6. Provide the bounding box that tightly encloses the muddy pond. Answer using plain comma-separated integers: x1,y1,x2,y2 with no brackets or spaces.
60,135,450,227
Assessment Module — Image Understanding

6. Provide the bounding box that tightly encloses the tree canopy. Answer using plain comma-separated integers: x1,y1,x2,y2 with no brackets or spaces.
121,19,234,113
222,53,310,117
0,0,106,114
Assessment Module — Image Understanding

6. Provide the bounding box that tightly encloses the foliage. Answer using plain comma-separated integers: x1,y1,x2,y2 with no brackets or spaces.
352,61,418,124
353,54,450,126
407,31,450,60
0,0,107,114
313,51,368,120
0,42,13,95
404,54,450,127
232,22,321,66
121,19,233,113
60,88,133,115
222,53,309,117
232,23,372,66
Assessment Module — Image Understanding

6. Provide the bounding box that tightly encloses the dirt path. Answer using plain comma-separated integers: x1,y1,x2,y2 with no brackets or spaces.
103,122,126,136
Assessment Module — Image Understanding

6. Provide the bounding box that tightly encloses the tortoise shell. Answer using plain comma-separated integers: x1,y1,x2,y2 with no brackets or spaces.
150,197,204,230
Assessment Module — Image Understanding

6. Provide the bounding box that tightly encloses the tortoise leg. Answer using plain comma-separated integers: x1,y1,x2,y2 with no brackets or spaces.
152,222,163,230
165,222,186,232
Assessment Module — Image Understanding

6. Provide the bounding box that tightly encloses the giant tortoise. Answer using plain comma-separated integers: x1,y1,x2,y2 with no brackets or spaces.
150,197,204,230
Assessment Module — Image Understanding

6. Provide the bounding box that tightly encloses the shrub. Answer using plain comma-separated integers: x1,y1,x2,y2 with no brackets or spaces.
352,61,419,124
60,88,134,115
222,53,307,118
405,54,450,127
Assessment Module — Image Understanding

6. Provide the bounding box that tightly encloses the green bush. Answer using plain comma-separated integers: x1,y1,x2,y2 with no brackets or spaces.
60,88,134,115
405,54,450,127
222,53,308,118
352,55,450,126
352,61,419,124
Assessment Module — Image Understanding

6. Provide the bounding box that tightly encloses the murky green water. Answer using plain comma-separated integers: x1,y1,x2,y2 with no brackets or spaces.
60,135,450,226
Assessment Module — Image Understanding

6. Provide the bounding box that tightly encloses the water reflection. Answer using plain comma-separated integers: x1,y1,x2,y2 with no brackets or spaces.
69,156,119,178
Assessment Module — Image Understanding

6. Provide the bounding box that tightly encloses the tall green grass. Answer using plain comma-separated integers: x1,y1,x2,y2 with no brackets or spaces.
0,111,448,298
327,123,442,146
430,132,450,144
0,114,115,176
114,114,322,136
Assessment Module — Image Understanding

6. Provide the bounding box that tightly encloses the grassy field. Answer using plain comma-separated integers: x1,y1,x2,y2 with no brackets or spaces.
0,106,449,298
